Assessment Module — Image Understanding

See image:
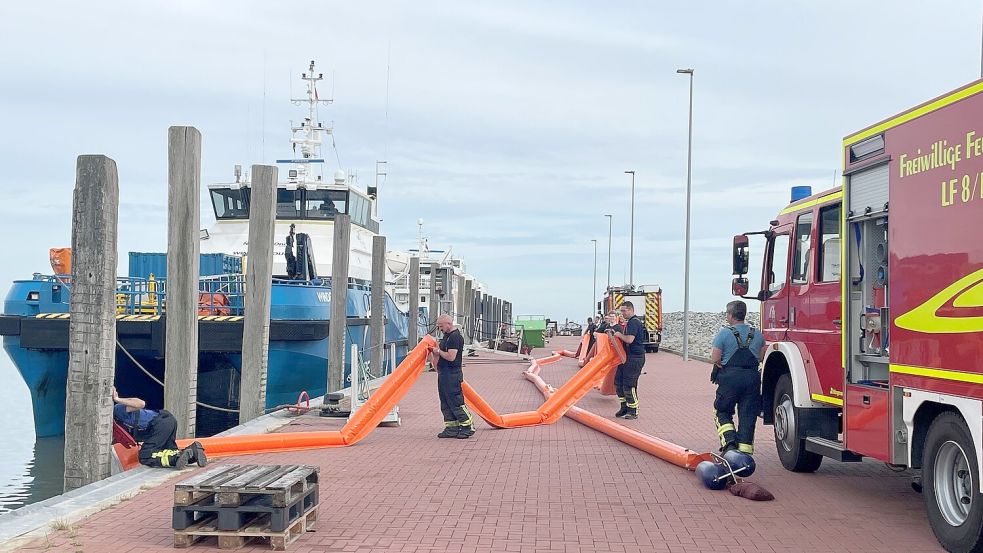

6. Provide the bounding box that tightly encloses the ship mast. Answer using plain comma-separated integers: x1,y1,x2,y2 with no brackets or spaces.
282,60,334,188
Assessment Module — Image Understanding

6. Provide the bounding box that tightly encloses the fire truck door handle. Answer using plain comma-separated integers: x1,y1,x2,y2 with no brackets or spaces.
778,317,788,324
863,395,871,406
832,319,842,327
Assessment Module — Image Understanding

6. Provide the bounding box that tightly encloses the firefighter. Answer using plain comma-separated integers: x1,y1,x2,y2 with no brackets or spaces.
709,300,767,455
431,314,474,439
611,301,646,419
111,387,207,469
584,317,597,353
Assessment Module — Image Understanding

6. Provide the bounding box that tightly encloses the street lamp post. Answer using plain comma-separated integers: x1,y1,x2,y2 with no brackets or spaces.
604,214,612,291
677,67,694,362
625,170,635,288
591,239,598,316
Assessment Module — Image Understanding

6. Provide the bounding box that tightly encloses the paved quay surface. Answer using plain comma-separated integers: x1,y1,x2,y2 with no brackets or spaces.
17,336,942,552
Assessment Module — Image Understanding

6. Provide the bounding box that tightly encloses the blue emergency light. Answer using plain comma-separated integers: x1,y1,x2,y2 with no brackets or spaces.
790,185,812,202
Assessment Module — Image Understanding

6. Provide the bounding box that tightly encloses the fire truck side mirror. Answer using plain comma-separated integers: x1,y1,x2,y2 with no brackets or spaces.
731,277,749,297
732,234,750,276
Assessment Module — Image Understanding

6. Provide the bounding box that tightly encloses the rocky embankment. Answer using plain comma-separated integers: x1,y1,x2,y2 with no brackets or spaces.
660,311,760,359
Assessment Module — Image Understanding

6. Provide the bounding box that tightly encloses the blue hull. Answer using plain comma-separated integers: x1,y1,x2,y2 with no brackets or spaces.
2,276,422,438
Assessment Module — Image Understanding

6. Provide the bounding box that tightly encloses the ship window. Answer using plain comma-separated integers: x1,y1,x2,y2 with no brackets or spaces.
276,189,301,219
210,188,249,219
818,203,841,282
349,194,362,224
305,190,347,220
792,212,813,284
360,195,370,223
346,193,371,227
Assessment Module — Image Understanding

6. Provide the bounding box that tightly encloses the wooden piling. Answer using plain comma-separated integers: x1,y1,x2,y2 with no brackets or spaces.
239,165,278,424
428,263,439,335
328,214,352,393
64,155,119,491
455,275,466,328
164,126,201,438
463,279,473,343
408,256,420,346
370,235,386,374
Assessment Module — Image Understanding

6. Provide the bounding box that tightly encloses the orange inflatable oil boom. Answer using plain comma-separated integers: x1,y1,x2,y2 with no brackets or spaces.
181,335,438,457
461,334,625,428
523,352,710,470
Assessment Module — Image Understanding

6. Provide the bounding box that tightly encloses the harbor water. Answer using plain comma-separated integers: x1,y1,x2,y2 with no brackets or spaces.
0,355,64,513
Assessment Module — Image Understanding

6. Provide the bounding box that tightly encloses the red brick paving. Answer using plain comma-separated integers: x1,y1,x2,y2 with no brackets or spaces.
18,337,943,552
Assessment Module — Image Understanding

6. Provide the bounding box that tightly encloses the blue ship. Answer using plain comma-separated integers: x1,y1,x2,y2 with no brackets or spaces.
0,61,431,438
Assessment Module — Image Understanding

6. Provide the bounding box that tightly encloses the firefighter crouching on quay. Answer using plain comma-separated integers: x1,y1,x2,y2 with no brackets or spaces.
709,300,766,455
610,301,647,420
112,387,208,469
430,314,475,439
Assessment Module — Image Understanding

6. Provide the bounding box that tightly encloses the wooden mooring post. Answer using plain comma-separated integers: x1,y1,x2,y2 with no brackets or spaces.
327,214,351,394
164,126,201,438
64,155,119,491
463,278,473,343
370,235,386,374
239,165,277,424
455,275,466,328
428,263,438,336
407,256,420,346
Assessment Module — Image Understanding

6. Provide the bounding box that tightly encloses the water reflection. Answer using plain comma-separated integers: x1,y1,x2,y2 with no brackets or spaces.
0,437,65,513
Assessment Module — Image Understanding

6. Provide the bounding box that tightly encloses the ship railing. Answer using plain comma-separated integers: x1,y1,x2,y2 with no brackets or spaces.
33,272,331,316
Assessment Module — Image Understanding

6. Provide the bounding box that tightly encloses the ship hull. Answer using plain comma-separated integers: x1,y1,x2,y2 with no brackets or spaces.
1,278,418,438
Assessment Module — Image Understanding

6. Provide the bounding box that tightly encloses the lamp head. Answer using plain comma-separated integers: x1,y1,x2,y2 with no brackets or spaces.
676,68,694,74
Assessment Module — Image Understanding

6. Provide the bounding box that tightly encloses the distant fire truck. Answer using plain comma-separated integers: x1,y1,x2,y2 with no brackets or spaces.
598,285,662,352
731,80,983,552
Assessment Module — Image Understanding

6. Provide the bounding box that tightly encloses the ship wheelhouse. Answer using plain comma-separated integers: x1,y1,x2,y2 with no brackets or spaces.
209,186,378,232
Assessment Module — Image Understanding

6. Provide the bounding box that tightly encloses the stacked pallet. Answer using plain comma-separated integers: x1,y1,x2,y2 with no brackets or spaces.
172,464,319,551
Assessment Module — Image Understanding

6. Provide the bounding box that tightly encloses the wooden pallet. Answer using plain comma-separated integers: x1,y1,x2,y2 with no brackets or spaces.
173,504,318,551
174,464,319,508
173,484,318,532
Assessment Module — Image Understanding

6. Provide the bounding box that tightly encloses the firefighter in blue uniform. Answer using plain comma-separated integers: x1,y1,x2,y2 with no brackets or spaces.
611,301,647,419
112,387,207,469
709,301,767,454
431,314,474,439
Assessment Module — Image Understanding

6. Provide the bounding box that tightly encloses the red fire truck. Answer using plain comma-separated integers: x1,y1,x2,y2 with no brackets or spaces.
731,80,983,552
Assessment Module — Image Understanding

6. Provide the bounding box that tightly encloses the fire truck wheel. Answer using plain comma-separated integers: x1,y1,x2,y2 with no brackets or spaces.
923,412,983,553
773,374,822,473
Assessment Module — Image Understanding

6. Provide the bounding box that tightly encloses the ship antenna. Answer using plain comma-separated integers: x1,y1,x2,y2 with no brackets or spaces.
284,60,333,187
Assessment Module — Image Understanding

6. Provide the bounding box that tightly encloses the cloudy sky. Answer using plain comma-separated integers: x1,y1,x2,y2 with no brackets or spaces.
1,0,981,326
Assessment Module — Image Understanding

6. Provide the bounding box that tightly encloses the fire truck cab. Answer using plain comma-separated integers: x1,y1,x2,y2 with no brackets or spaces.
732,80,983,552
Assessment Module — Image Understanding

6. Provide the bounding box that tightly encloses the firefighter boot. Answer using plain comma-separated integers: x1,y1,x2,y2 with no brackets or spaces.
615,398,628,418
174,448,196,470
437,423,460,438
457,423,475,439
188,441,208,467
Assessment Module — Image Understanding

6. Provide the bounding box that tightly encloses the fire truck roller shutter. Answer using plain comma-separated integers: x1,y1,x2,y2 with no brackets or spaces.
901,388,983,493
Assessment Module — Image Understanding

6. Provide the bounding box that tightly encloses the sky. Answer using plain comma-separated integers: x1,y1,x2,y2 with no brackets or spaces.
1,0,982,328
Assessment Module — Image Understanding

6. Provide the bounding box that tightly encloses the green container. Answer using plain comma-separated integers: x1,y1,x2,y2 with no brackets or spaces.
515,316,547,348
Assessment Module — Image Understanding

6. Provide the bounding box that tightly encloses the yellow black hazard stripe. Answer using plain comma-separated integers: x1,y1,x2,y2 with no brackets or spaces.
118,314,160,321
612,293,624,309
198,315,244,322
33,313,243,322
645,293,660,332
